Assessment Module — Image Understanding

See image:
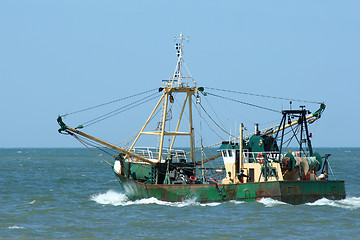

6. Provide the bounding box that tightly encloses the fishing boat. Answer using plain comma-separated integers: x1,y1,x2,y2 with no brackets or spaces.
57,33,345,205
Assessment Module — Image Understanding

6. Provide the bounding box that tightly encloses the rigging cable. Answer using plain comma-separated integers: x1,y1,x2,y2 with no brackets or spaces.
198,101,237,137
71,134,113,167
195,99,224,171
206,92,281,113
81,92,161,127
74,130,174,177
206,87,323,104
204,96,227,129
115,129,141,147
75,133,118,156
193,101,223,140
171,96,210,147
289,123,307,155
61,88,158,117
116,107,162,147
282,125,300,151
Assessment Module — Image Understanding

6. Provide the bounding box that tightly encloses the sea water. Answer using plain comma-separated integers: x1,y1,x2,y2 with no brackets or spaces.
1,148,359,239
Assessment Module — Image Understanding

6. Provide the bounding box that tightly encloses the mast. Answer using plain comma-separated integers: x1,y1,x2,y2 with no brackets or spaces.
239,123,244,171
173,33,188,86
276,108,315,158
158,88,170,161
128,33,198,163
188,91,195,162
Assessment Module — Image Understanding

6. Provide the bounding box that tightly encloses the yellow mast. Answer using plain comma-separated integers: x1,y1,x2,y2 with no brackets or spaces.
158,89,170,161
58,33,255,166
188,91,195,162
127,33,198,163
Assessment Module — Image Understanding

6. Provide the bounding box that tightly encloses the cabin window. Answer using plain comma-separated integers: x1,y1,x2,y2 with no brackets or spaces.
228,150,233,157
222,150,228,157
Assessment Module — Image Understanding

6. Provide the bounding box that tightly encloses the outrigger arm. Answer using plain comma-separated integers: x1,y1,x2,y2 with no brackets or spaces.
261,103,326,137
57,116,157,166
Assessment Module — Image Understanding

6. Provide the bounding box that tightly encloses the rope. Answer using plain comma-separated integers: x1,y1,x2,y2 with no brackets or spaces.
171,96,211,148
61,88,158,117
204,96,226,129
75,133,118,156
115,129,141,146
206,87,322,104
206,92,281,113
81,92,161,127
72,134,113,167
198,102,236,138
282,126,300,152
193,101,223,140
121,102,162,147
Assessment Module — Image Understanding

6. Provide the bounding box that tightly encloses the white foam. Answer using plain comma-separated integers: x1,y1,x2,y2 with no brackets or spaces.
306,197,360,210
91,190,128,206
8,226,24,229
91,190,221,207
200,202,221,207
306,198,334,206
258,198,288,207
91,191,360,209
229,200,245,205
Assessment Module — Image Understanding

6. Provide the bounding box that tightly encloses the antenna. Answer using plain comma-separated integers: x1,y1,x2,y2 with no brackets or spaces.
172,33,189,86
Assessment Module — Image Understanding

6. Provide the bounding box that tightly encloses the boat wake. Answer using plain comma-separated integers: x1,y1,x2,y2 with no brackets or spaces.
91,191,359,209
258,197,360,209
306,197,360,210
258,198,288,207
91,190,129,206
91,190,221,207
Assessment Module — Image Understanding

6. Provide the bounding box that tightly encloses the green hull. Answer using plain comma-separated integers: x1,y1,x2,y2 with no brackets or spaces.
115,173,345,205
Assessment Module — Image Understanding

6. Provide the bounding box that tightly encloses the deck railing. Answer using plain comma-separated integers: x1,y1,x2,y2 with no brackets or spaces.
125,147,187,162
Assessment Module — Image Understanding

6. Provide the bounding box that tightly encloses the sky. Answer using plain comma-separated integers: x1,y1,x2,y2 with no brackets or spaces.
1,0,359,148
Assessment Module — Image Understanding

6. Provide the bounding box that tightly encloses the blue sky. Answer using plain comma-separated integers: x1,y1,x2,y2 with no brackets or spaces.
1,0,359,148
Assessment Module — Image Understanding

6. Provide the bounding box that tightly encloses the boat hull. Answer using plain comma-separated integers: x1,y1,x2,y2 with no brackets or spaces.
114,173,345,205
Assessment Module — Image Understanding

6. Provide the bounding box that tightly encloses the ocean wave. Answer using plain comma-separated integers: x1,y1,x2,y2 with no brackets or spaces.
258,198,288,207
229,200,245,205
306,197,360,209
8,226,24,229
91,190,221,207
91,190,128,206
